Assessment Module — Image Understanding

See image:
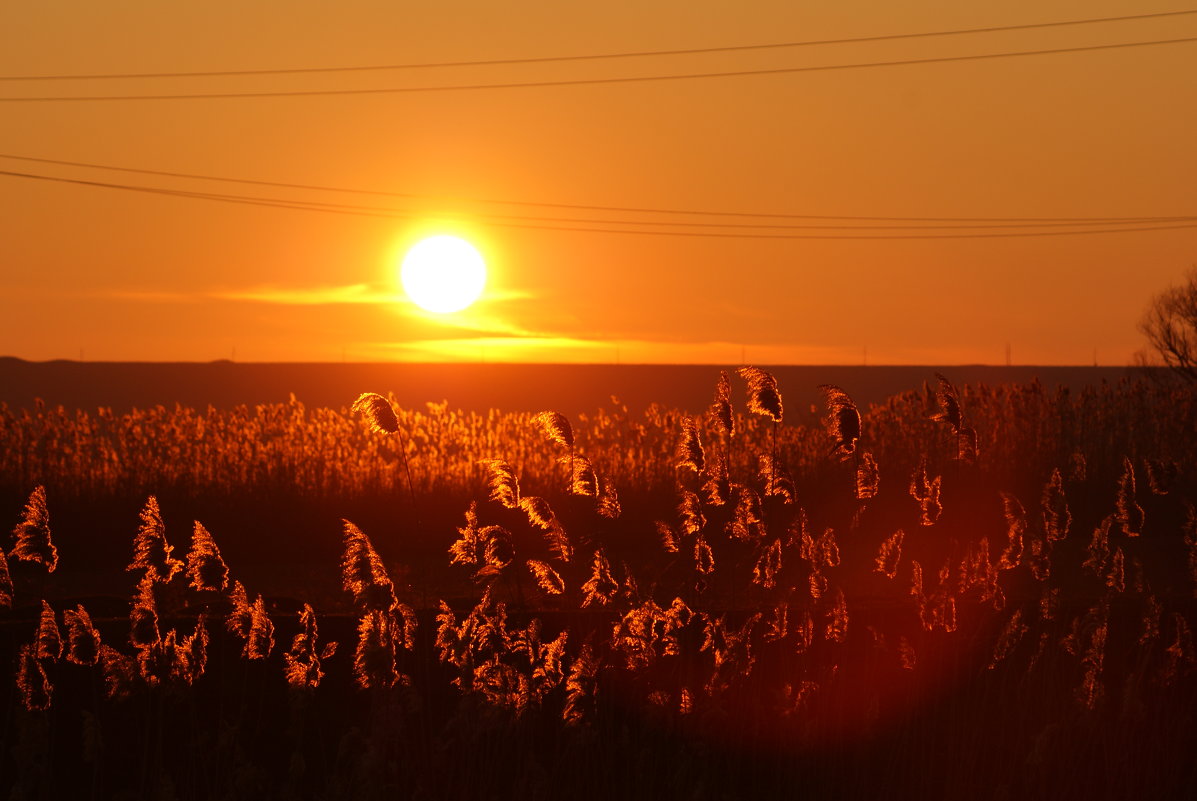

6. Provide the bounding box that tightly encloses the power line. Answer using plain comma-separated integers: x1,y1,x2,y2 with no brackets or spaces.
3,9,1193,81
5,168,1197,239
3,36,1195,101
1,153,1190,224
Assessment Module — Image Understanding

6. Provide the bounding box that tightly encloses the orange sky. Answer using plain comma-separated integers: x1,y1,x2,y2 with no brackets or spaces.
1,1,1195,365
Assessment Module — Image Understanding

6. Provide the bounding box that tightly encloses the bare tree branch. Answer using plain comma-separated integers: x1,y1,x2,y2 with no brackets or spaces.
1139,267,1197,383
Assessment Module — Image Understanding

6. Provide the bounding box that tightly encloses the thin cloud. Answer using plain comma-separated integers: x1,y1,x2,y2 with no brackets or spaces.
213,284,399,305
103,289,202,303
214,284,534,306
99,283,534,307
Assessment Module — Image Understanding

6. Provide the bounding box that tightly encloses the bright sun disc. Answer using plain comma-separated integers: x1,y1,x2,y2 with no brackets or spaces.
400,235,487,313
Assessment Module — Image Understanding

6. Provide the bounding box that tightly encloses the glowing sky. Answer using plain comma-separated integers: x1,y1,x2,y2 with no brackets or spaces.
1,1,1194,364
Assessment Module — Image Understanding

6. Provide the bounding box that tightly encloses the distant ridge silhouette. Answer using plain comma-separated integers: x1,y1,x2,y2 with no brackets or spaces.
0,358,1143,418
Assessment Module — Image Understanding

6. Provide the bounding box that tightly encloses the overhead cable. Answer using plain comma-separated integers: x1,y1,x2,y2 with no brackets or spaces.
2,36,1195,101
3,9,1193,81
4,168,1196,240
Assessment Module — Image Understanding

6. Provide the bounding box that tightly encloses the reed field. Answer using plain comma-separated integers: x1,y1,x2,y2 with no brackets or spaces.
1,368,1195,800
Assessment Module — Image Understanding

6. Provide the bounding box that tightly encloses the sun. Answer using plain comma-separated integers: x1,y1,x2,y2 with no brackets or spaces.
400,235,487,313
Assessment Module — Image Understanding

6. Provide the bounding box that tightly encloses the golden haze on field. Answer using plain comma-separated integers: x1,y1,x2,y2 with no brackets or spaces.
0,0,1194,364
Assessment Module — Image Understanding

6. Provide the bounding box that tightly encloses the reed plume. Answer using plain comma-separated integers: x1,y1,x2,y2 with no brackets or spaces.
519,496,555,531
597,474,622,519
353,391,418,511
129,572,161,649
1027,533,1052,581
527,559,565,595
817,527,841,569
1144,458,1178,495
563,643,599,726
752,538,783,589
738,367,783,423
808,565,828,600
544,521,574,564
449,502,485,567
764,601,788,642
353,610,400,689
657,521,679,553
341,519,398,612
693,533,715,575
727,484,766,543
988,609,1027,669
855,451,880,499
1070,451,1088,482
245,595,275,660
285,604,334,690
10,485,57,572
1041,468,1071,541
708,370,735,436
351,392,399,434
1077,606,1109,709
931,372,963,432
931,372,977,461
999,492,1026,570
518,495,576,560
818,385,860,460
186,521,229,593
534,410,576,495
612,602,663,670
530,628,569,700
180,615,209,684
64,604,101,666
0,545,12,608
128,495,183,583
676,415,705,474
564,454,598,497
1084,516,1113,577
677,489,706,536
1140,594,1162,645
910,560,924,600
1162,613,1195,684
580,549,618,607
97,645,137,700
909,458,942,526
532,411,574,449
874,529,904,579
1116,456,1145,536
759,455,795,503
35,600,62,661
741,367,783,490
825,587,849,643
434,601,463,666
1105,547,1126,593
1039,586,1061,622
701,453,730,506
478,458,521,508
17,643,52,711
226,580,253,639
479,525,515,578
793,610,815,654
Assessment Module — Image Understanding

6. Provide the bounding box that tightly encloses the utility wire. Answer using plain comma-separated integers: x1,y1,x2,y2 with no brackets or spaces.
3,36,1195,101
1,153,1191,224
3,9,1193,81
5,168,1197,239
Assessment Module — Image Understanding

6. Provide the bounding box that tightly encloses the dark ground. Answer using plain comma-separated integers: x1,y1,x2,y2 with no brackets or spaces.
0,357,1139,417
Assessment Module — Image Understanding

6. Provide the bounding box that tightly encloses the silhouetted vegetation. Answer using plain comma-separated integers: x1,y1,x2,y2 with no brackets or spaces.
1,370,1195,800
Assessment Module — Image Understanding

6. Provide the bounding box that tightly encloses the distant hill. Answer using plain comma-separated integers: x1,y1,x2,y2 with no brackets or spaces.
0,358,1146,417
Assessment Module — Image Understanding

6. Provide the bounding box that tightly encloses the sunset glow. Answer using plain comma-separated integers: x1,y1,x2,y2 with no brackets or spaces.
2,4,1197,797
2,2,1193,364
